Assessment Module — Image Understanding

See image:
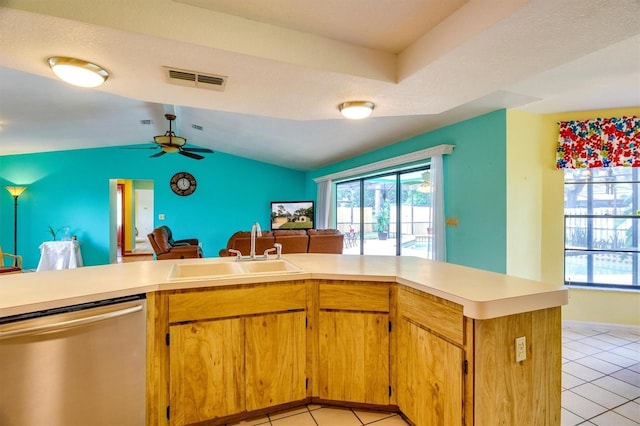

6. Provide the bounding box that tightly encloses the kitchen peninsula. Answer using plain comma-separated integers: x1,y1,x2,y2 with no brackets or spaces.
0,254,568,426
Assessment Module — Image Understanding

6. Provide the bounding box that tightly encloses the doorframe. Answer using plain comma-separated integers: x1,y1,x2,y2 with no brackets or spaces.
117,183,126,256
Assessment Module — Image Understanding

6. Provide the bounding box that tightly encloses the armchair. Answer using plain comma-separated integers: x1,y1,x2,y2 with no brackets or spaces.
0,245,22,274
148,226,203,260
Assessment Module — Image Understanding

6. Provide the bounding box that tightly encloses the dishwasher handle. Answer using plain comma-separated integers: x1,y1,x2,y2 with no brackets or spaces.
0,303,144,340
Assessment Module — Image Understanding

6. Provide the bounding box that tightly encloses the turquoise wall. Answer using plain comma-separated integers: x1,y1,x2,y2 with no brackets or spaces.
0,147,307,269
2,110,508,273
309,110,507,273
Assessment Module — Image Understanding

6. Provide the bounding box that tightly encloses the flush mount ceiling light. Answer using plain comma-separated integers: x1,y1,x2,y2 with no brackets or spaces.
48,57,109,88
338,101,375,120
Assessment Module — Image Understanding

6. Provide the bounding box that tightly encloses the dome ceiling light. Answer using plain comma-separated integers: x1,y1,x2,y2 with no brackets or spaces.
48,57,109,88
338,101,375,120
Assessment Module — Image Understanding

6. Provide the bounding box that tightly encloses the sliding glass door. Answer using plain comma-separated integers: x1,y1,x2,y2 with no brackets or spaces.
363,174,396,255
399,169,432,259
335,165,432,258
336,180,362,253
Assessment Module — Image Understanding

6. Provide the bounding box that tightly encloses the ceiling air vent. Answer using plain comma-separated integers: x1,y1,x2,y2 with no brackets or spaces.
164,67,228,92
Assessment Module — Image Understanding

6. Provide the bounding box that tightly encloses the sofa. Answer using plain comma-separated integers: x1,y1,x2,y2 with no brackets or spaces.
219,229,344,257
148,226,203,260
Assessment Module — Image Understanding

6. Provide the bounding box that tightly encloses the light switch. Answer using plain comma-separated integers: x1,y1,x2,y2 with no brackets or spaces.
158,214,165,220
445,217,459,227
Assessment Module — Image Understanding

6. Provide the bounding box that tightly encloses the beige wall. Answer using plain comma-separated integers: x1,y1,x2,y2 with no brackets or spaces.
539,107,640,326
506,110,543,280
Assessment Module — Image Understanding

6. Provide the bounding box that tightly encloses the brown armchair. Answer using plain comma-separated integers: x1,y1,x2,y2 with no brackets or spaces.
148,226,203,260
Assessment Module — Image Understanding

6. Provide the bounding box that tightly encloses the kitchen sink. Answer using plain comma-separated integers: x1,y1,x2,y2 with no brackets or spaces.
168,259,303,281
170,262,243,278
238,260,302,274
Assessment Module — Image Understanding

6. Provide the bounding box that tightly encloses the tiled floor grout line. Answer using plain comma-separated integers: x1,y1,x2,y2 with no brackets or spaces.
309,405,320,426
349,408,365,425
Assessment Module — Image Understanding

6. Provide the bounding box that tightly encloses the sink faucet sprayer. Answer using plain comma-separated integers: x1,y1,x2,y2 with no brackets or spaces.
250,222,262,259
230,222,281,261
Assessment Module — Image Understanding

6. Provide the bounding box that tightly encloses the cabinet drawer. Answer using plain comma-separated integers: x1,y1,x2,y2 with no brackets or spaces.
169,283,306,323
319,282,389,312
398,287,464,345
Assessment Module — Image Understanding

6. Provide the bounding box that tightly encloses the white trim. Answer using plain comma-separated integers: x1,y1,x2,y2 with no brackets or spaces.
313,144,455,183
565,284,640,294
562,320,640,331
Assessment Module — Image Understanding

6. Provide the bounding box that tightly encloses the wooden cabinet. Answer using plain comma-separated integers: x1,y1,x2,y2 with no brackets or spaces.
396,287,467,426
147,279,561,426
397,318,464,426
169,318,244,425
245,311,306,411
317,282,390,405
164,282,308,425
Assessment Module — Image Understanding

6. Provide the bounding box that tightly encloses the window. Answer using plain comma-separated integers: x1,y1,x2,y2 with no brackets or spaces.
335,165,433,258
564,167,640,289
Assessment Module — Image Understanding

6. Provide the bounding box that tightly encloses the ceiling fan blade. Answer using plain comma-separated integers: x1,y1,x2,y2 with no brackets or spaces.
150,151,167,158
179,150,205,160
182,147,214,153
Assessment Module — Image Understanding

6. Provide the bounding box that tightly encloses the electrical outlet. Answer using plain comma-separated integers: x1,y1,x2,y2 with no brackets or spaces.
515,336,527,362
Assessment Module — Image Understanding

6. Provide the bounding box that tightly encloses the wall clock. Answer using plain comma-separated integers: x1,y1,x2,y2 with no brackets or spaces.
170,172,197,196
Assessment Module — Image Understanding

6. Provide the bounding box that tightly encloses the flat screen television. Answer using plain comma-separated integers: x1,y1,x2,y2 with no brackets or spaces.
270,200,314,230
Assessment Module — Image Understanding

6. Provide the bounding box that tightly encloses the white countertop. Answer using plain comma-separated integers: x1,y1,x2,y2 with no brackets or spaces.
0,254,567,320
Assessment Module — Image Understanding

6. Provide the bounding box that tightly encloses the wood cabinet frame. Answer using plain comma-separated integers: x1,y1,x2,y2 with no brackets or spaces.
147,279,561,426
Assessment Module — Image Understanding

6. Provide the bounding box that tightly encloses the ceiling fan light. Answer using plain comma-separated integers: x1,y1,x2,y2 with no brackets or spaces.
339,101,375,120
154,134,186,146
48,57,109,88
161,145,180,153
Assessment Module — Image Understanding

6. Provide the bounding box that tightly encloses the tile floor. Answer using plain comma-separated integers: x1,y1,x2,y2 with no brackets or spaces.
229,321,640,426
229,405,409,426
562,322,640,425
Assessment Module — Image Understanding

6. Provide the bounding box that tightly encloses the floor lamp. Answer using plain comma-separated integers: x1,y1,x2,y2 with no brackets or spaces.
5,186,27,255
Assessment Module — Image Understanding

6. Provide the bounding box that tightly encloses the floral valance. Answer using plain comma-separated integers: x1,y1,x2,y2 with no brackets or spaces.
556,116,640,169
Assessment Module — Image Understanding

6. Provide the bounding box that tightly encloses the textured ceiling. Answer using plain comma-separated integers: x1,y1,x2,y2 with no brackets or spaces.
0,0,638,170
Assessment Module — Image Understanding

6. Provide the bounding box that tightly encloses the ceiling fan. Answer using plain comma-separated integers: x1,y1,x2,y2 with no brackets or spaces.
133,113,214,160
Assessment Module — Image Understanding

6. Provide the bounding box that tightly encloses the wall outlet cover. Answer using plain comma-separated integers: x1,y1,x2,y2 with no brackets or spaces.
515,336,527,362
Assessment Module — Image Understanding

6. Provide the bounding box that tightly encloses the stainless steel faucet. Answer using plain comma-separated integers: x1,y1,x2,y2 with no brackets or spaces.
250,222,262,259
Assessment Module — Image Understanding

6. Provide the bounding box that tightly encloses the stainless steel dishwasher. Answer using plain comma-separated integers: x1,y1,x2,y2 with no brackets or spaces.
0,294,146,426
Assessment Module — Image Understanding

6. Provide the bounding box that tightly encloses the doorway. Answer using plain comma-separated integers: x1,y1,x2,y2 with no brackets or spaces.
110,179,154,263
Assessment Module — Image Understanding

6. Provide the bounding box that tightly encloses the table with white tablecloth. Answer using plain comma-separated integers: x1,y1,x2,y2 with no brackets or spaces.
37,240,83,272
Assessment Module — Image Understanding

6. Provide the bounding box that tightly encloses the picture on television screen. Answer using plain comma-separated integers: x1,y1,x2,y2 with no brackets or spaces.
271,201,314,230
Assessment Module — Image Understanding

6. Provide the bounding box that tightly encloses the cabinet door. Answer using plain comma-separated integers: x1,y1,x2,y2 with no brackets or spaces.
169,318,244,425
318,311,389,404
397,319,464,426
245,311,307,411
